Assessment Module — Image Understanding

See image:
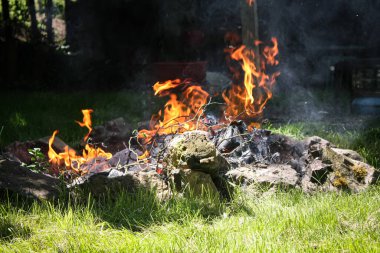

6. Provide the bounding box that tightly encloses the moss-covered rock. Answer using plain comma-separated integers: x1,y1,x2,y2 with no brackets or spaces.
169,168,219,199
322,146,376,192
165,131,229,176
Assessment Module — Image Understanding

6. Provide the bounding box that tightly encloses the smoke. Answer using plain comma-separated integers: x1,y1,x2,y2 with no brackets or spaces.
255,0,380,120
153,0,380,120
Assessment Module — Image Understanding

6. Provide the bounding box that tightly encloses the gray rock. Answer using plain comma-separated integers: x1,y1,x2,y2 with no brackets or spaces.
226,164,299,188
304,136,331,148
253,164,299,187
331,148,363,162
321,146,376,192
299,136,379,193
131,170,171,200
225,166,256,185
0,158,63,200
69,168,171,200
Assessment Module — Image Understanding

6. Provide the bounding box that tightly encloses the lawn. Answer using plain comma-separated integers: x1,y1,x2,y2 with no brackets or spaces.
1,187,379,252
0,91,379,252
0,90,159,149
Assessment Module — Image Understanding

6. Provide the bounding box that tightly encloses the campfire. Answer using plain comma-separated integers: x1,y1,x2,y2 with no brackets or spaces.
46,37,280,178
2,37,377,201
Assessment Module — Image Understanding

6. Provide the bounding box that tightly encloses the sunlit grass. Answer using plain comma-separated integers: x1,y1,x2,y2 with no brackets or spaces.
1,187,379,252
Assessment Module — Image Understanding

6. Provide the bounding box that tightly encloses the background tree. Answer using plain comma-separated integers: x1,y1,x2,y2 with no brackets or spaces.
26,0,40,42
45,0,54,44
1,0,12,40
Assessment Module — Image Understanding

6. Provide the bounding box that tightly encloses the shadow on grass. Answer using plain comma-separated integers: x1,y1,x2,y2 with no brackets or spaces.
0,217,32,242
0,186,254,233
85,187,253,231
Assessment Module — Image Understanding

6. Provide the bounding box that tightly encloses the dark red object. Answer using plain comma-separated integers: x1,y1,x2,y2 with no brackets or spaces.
153,61,207,83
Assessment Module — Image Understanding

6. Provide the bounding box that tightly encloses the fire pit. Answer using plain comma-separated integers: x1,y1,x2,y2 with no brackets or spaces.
1,37,378,201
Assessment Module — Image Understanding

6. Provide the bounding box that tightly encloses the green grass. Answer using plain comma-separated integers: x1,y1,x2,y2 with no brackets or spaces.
0,188,379,252
0,91,158,148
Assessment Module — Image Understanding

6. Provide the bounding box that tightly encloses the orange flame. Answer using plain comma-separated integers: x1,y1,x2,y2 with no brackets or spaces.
223,37,280,120
76,109,93,141
48,110,112,174
138,80,209,144
153,79,182,96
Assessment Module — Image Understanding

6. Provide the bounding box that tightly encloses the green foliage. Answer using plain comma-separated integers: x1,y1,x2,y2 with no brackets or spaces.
9,112,27,128
22,147,49,173
9,0,29,24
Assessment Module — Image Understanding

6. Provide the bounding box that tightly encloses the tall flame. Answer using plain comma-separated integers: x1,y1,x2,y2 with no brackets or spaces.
48,110,112,174
76,109,93,141
223,37,280,119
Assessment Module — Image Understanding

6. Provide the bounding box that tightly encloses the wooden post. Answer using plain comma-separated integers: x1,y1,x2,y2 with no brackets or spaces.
240,0,260,70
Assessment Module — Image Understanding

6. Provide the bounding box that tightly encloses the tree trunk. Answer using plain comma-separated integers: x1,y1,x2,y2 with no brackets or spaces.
27,0,40,42
46,0,54,44
1,0,12,40
240,0,260,70
64,0,72,45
